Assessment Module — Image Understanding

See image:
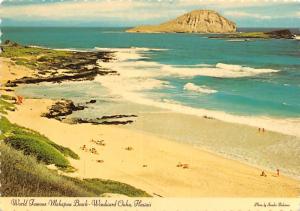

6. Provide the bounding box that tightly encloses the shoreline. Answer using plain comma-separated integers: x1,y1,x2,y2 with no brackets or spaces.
91,47,300,138
13,81,300,179
1,53,300,197
4,98,300,197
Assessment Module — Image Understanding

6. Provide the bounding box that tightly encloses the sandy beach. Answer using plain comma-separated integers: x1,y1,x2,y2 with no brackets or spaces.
1,58,300,197
0,57,34,85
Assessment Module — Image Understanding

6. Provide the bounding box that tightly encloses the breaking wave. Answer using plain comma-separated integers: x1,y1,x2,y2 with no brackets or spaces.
94,46,280,102
183,83,218,94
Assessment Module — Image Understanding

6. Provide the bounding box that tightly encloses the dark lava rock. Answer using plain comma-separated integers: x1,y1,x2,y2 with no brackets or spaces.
86,99,97,104
4,40,20,47
67,117,134,125
5,68,118,87
5,80,17,87
42,100,86,119
97,114,137,120
3,42,118,87
6,69,99,87
42,99,137,126
265,29,295,39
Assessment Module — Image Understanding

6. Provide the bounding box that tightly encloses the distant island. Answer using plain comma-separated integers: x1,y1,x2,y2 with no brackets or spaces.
126,10,237,33
210,29,296,40
127,9,297,40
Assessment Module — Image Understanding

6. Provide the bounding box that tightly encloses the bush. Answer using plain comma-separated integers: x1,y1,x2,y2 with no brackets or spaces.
74,178,150,197
0,98,15,114
5,134,70,167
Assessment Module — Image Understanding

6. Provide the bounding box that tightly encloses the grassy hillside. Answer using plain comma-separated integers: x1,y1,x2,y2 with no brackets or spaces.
0,41,71,70
0,115,78,168
0,95,16,114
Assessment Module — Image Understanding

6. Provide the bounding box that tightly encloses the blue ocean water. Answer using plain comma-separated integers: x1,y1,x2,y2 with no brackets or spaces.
2,27,300,117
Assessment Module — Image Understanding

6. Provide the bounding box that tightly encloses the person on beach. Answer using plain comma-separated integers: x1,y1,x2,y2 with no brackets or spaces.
80,144,86,151
260,171,267,177
16,96,24,105
277,169,280,176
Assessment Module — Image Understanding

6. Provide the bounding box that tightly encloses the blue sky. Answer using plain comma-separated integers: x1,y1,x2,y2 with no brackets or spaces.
1,0,299,27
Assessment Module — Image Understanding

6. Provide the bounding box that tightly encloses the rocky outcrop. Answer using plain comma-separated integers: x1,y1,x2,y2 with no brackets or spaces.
1,41,117,87
42,100,137,125
41,100,86,120
99,114,137,120
64,117,135,125
5,67,117,87
3,40,20,47
63,114,138,125
127,10,236,33
265,30,295,39
86,99,97,104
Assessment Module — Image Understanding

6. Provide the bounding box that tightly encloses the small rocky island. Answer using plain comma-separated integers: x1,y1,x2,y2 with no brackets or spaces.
127,10,237,33
210,29,296,40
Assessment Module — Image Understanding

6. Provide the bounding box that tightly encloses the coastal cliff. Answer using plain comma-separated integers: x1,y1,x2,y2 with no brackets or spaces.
127,10,236,33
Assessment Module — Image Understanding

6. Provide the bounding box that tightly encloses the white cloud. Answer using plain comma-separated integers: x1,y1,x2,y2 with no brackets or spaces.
0,0,285,21
224,11,272,20
0,1,181,21
176,0,282,8
0,0,298,26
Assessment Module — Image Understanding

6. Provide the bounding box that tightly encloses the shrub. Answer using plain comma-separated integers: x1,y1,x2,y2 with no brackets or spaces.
5,134,70,167
0,116,79,168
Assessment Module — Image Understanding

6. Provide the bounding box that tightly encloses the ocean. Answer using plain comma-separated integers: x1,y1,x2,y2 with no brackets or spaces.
2,27,300,118
2,27,300,178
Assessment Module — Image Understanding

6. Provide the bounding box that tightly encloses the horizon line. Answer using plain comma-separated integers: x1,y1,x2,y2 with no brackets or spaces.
1,26,299,29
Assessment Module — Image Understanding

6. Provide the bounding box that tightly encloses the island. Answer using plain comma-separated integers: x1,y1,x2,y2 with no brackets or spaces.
127,9,296,40
210,29,296,40
126,10,237,33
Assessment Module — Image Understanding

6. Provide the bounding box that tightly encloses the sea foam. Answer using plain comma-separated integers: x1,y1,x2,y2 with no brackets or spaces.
93,46,300,140
94,46,280,100
183,83,218,94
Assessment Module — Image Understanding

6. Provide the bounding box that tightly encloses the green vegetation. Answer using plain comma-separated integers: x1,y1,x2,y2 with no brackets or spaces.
0,116,78,168
13,57,39,69
5,134,70,167
1,143,149,197
212,30,295,40
1,94,16,101
0,98,15,114
0,44,70,59
70,178,150,197
1,40,110,86
230,32,270,39
0,41,71,70
46,141,80,160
